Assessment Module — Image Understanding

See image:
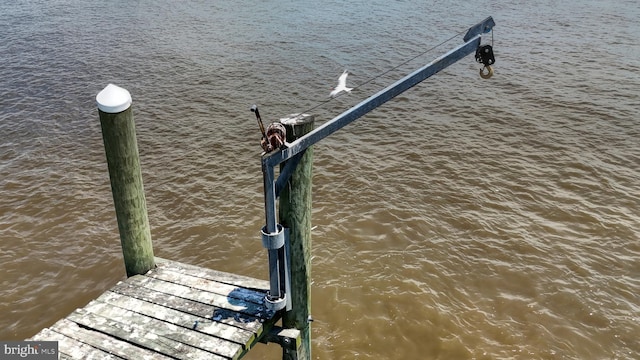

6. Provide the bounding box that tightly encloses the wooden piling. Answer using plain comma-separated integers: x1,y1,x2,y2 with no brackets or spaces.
278,113,314,360
97,84,155,277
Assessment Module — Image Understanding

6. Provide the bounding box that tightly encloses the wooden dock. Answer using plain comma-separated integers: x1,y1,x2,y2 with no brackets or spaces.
29,258,289,359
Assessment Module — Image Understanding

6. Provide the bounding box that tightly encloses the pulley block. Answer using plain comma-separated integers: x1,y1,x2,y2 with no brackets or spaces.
475,44,495,79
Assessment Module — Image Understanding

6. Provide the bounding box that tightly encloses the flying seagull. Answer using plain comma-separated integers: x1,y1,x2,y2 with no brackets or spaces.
330,70,352,98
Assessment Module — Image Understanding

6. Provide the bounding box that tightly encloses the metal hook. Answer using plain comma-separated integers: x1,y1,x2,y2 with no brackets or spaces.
480,65,494,79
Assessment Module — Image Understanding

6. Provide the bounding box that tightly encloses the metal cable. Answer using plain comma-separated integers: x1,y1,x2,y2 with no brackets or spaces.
293,28,469,117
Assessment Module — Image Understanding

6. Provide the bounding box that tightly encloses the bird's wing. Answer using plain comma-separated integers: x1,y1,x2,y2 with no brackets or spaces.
337,71,349,88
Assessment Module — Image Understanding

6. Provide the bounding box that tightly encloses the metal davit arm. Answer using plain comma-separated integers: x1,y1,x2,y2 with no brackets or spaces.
259,16,495,311
263,16,495,169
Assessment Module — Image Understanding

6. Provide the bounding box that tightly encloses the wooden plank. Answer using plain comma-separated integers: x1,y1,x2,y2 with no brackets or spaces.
66,308,223,360
148,266,267,305
125,275,271,319
49,319,172,360
110,280,265,334
30,326,122,360
97,290,255,345
155,258,270,290
80,299,242,359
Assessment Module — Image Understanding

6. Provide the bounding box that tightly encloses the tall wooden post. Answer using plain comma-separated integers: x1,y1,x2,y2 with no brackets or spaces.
278,113,314,360
96,84,155,277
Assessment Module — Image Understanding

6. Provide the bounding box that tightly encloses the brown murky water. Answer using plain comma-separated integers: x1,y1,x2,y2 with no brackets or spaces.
1,0,639,359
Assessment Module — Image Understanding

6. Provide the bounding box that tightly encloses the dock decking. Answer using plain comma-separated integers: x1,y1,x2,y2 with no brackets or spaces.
29,258,283,359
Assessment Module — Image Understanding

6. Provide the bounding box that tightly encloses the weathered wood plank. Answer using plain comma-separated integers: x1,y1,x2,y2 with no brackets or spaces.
155,258,270,290
110,280,265,334
125,275,271,319
97,290,255,345
30,326,122,360
80,299,241,359
49,319,172,360
67,308,223,360
148,266,267,305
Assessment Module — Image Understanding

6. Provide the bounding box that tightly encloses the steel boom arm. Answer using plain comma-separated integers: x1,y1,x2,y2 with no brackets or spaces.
263,16,495,169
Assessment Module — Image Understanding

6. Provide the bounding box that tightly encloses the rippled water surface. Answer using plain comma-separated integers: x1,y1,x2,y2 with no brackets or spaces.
1,0,639,359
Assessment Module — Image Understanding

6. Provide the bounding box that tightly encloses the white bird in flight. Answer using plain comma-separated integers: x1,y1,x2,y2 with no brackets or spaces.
330,70,352,98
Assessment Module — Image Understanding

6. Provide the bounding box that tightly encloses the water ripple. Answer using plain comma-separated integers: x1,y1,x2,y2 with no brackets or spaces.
1,0,639,358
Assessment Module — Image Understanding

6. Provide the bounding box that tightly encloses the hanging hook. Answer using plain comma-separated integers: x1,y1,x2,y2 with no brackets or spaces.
480,65,494,79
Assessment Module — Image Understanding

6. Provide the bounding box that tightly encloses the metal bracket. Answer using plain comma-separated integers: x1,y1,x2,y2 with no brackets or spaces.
275,150,306,198
463,16,495,42
260,225,292,312
283,227,292,311
264,292,286,312
261,224,285,250
260,326,302,357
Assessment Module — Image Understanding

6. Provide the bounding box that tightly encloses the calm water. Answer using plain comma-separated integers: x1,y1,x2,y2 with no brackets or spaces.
1,0,639,359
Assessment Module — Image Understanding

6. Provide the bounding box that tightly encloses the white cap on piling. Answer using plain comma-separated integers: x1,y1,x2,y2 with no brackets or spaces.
96,84,132,113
